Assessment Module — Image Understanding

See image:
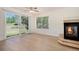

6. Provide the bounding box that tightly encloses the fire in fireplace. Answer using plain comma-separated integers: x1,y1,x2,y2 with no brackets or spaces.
64,22,79,41
66,26,77,37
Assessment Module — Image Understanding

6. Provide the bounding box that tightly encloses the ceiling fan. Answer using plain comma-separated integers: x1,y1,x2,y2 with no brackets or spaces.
26,7,40,12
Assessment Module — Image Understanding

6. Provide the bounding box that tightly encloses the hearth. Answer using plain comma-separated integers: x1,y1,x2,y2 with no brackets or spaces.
64,22,79,41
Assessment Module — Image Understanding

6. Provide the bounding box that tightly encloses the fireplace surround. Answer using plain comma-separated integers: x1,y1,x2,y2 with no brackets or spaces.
58,19,79,49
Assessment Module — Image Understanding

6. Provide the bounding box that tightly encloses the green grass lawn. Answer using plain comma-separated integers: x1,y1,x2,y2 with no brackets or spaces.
6,30,19,37
6,24,27,37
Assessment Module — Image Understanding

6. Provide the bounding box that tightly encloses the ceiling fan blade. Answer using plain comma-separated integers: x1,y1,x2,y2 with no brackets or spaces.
25,7,40,12
34,9,39,12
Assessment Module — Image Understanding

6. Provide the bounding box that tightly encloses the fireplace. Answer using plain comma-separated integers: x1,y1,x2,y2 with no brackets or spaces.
64,22,79,41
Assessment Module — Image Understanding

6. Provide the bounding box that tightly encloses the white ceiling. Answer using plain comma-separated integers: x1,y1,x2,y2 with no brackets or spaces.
2,7,64,15
10,7,63,12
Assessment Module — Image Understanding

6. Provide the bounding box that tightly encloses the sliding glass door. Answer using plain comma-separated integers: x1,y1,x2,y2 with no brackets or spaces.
19,16,29,34
5,12,19,37
5,12,29,38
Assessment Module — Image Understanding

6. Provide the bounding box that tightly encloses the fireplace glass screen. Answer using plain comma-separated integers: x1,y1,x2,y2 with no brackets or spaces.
66,26,78,37
64,23,79,41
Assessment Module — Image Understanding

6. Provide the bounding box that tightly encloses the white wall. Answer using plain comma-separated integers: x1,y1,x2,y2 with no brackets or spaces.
0,9,5,40
30,7,79,36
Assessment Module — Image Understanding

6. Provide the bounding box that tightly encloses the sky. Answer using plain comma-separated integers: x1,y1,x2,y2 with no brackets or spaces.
5,12,16,18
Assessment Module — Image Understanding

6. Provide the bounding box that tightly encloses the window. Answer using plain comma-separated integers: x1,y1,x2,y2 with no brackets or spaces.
37,16,49,29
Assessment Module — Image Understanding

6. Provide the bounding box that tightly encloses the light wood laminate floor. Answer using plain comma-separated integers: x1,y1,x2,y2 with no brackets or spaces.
0,33,78,51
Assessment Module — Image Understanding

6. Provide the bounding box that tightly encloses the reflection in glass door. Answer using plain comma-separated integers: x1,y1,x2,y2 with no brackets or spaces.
20,16,29,34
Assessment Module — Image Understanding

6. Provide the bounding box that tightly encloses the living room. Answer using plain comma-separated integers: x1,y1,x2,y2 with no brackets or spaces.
0,7,79,51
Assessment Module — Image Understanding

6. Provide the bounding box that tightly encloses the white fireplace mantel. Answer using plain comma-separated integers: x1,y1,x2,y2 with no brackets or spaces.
64,19,79,23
